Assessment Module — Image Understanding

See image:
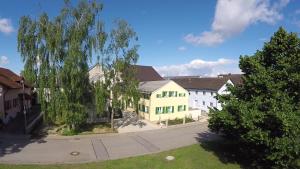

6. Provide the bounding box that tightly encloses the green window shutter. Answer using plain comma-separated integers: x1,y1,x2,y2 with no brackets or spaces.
172,106,174,113
177,105,180,111
184,105,186,111
156,107,159,114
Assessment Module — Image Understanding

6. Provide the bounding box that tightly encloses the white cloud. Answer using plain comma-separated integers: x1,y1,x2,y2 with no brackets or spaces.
155,58,241,77
178,46,187,51
0,56,9,65
0,17,14,34
184,0,289,46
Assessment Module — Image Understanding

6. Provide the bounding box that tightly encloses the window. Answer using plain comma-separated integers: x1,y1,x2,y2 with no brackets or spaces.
196,91,198,95
162,91,168,97
211,92,214,96
203,91,206,95
4,100,11,110
145,106,149,113
210,102,213,107
13,98,18,107
178,105,185,112
179,93,185,97
142,105,145,112
202,101,205,106
166,106,174,113
143,94,150,99
189,92,191,95
156,107,163,114
156,94,161,98
169,91,175,97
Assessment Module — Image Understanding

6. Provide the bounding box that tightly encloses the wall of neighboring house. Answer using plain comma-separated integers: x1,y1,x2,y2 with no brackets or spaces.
89,64,105,83
216,80,233,110
188,79,233,112
0,86,32,124
188,89,218,112
3,88,21,123
138,95,151,120
0,84,5,123
139,81,189,122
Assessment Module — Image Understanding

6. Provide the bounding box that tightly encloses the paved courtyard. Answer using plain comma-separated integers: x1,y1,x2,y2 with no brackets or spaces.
116,112,164,133
0,121,218,164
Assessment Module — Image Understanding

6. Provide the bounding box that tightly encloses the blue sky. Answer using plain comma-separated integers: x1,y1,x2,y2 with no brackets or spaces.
0,0,299,76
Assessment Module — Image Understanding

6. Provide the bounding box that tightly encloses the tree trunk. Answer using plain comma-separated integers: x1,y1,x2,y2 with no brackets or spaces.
110,108,114,129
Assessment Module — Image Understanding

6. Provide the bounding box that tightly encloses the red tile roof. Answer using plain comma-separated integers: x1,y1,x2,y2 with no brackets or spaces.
0,76,21,89
218,74,243,85
0,67,31,89
172,77,229,91
0,67,22,82
133,65,164,82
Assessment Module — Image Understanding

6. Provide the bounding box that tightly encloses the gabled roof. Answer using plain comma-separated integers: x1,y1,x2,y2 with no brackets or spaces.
138,80,171,93
0,67,31,89
0,76,21,89
0,67,22,82
172,77,230,91
88,64,163,83
218,74,243,85
132,65,163,82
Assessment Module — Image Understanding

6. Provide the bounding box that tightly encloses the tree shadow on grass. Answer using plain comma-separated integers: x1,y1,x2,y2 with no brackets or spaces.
196,132,252,169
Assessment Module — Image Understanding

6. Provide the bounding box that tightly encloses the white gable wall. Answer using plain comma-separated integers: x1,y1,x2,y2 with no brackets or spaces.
188,79,233,112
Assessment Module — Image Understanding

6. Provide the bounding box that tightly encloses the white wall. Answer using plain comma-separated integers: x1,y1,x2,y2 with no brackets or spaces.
188,80,233,112
188,89,218,112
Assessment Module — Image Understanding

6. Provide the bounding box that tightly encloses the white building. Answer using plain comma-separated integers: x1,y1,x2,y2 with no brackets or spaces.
172,77,238,112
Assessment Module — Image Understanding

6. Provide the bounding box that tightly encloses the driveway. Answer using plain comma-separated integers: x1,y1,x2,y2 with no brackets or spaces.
116,112,164,133
0,121,218,164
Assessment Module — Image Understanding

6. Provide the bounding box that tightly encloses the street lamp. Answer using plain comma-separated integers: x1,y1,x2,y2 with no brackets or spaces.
21,78,27,134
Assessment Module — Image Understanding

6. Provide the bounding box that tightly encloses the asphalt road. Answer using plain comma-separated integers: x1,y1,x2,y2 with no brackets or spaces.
0,121,218,164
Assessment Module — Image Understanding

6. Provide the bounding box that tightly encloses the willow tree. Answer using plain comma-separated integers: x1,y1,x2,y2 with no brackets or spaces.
17,0,107,130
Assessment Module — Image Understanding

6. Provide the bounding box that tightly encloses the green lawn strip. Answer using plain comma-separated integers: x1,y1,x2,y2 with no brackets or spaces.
1,142,241,169
162,117,195,126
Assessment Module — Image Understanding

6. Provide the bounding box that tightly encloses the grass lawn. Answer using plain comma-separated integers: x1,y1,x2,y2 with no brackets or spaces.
161,117,195,126
0,141,242,169
33,122,116,136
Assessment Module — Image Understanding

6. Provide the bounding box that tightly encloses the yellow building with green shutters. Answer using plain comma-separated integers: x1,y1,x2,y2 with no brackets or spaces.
138,80,189,122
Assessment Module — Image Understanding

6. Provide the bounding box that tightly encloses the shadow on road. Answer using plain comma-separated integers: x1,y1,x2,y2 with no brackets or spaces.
0,111,47,158
0,132,47,158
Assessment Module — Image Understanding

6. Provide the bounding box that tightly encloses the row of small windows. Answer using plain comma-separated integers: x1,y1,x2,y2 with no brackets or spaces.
155,105,186,114
189,91,215,96
195,100,214,107
156,91,186,98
